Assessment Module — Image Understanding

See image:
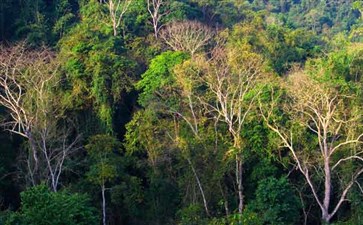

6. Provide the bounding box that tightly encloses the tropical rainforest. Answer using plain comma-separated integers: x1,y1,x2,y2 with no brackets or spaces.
0,0,363,224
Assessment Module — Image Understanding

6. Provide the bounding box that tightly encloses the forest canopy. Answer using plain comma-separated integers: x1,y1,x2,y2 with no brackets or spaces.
0,0,363,225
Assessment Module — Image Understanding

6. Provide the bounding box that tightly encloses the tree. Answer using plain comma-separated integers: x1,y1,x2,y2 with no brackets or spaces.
174,42,268,214
86,134,120,225
59,0,135,133
200,46,265,214
160,20,214,56
52,0,78,40
0,42,80,191
106,0,133,36
135,51,211,214
260,70,363,223
147,0,169,38
5,185,98,225
136,51,189,106
250,177,300,225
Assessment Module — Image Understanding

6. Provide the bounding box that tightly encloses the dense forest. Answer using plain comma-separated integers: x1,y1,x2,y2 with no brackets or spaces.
0,0,363,224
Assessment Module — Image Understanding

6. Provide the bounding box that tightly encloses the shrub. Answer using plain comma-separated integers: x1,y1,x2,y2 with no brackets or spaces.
5,185,98,225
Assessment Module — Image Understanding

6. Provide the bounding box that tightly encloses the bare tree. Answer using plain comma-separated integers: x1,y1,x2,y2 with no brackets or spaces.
37,125,82,192
0,43,80,191
260,71,363,224
106,0,133,36
147,0,169,38
202,47,266,214
160,20,214,56
174,45,267,214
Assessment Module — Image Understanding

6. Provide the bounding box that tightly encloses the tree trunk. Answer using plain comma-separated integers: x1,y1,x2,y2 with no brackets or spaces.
321,157,332,224
187,158,210,216
102,184,106,225
236,156,244,214
219,183,229,216
322,213,330,225
153,23,158,39
27,131,39,186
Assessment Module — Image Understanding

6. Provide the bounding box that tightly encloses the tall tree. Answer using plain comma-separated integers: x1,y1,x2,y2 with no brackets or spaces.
174,42,268,214
59,0,135,133
260,70,363,224
0,43,80,191
86,135,120,225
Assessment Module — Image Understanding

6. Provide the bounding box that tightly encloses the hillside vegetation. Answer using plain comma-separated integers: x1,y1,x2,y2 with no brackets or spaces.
0,0,363,224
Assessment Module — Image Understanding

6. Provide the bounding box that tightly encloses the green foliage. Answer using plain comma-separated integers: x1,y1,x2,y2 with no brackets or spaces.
5,185,97,225
306,42,363,83
333,186,363,225
8,0,78,45
59,1,135,132
240,208,263,225
121,0,149,37
14,0,49,44
229,17,321,74
250,177,300,225
52,0,78,40
177,204,208,225
247,0,359,35
85,135,120,185
110,176,144,218
1,0,363,224
136,51,189,106
264,25,321,74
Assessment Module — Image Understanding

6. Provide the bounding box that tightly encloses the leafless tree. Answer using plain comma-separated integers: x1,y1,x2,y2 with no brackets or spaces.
160,20,214,56
260,71,363,223
37,126,82,192
106,0,133,36
0,42,80,191
147,0,169,38
175,44,267,214
205,47,265,214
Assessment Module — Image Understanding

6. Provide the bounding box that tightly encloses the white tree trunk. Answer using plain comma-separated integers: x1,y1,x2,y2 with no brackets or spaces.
236,157,243,214
102,184,107,225
187,158,210,216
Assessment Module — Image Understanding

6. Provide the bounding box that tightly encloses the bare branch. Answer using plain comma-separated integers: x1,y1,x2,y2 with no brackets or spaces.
147,0,169,38
0,43,80,191
260,70,363,223
107,0,133,36
160,20,214,55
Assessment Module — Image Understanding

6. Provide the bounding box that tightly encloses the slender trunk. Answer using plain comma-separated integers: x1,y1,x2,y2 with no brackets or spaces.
187,158,210,216
219,183,229,216
112,12,117,37
237,158,243,213
41,136,57,192
102,184,106,225
236,154,243,214
154,23,158,39
27,131,39,185
112,10,117,36
322,156,331,224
